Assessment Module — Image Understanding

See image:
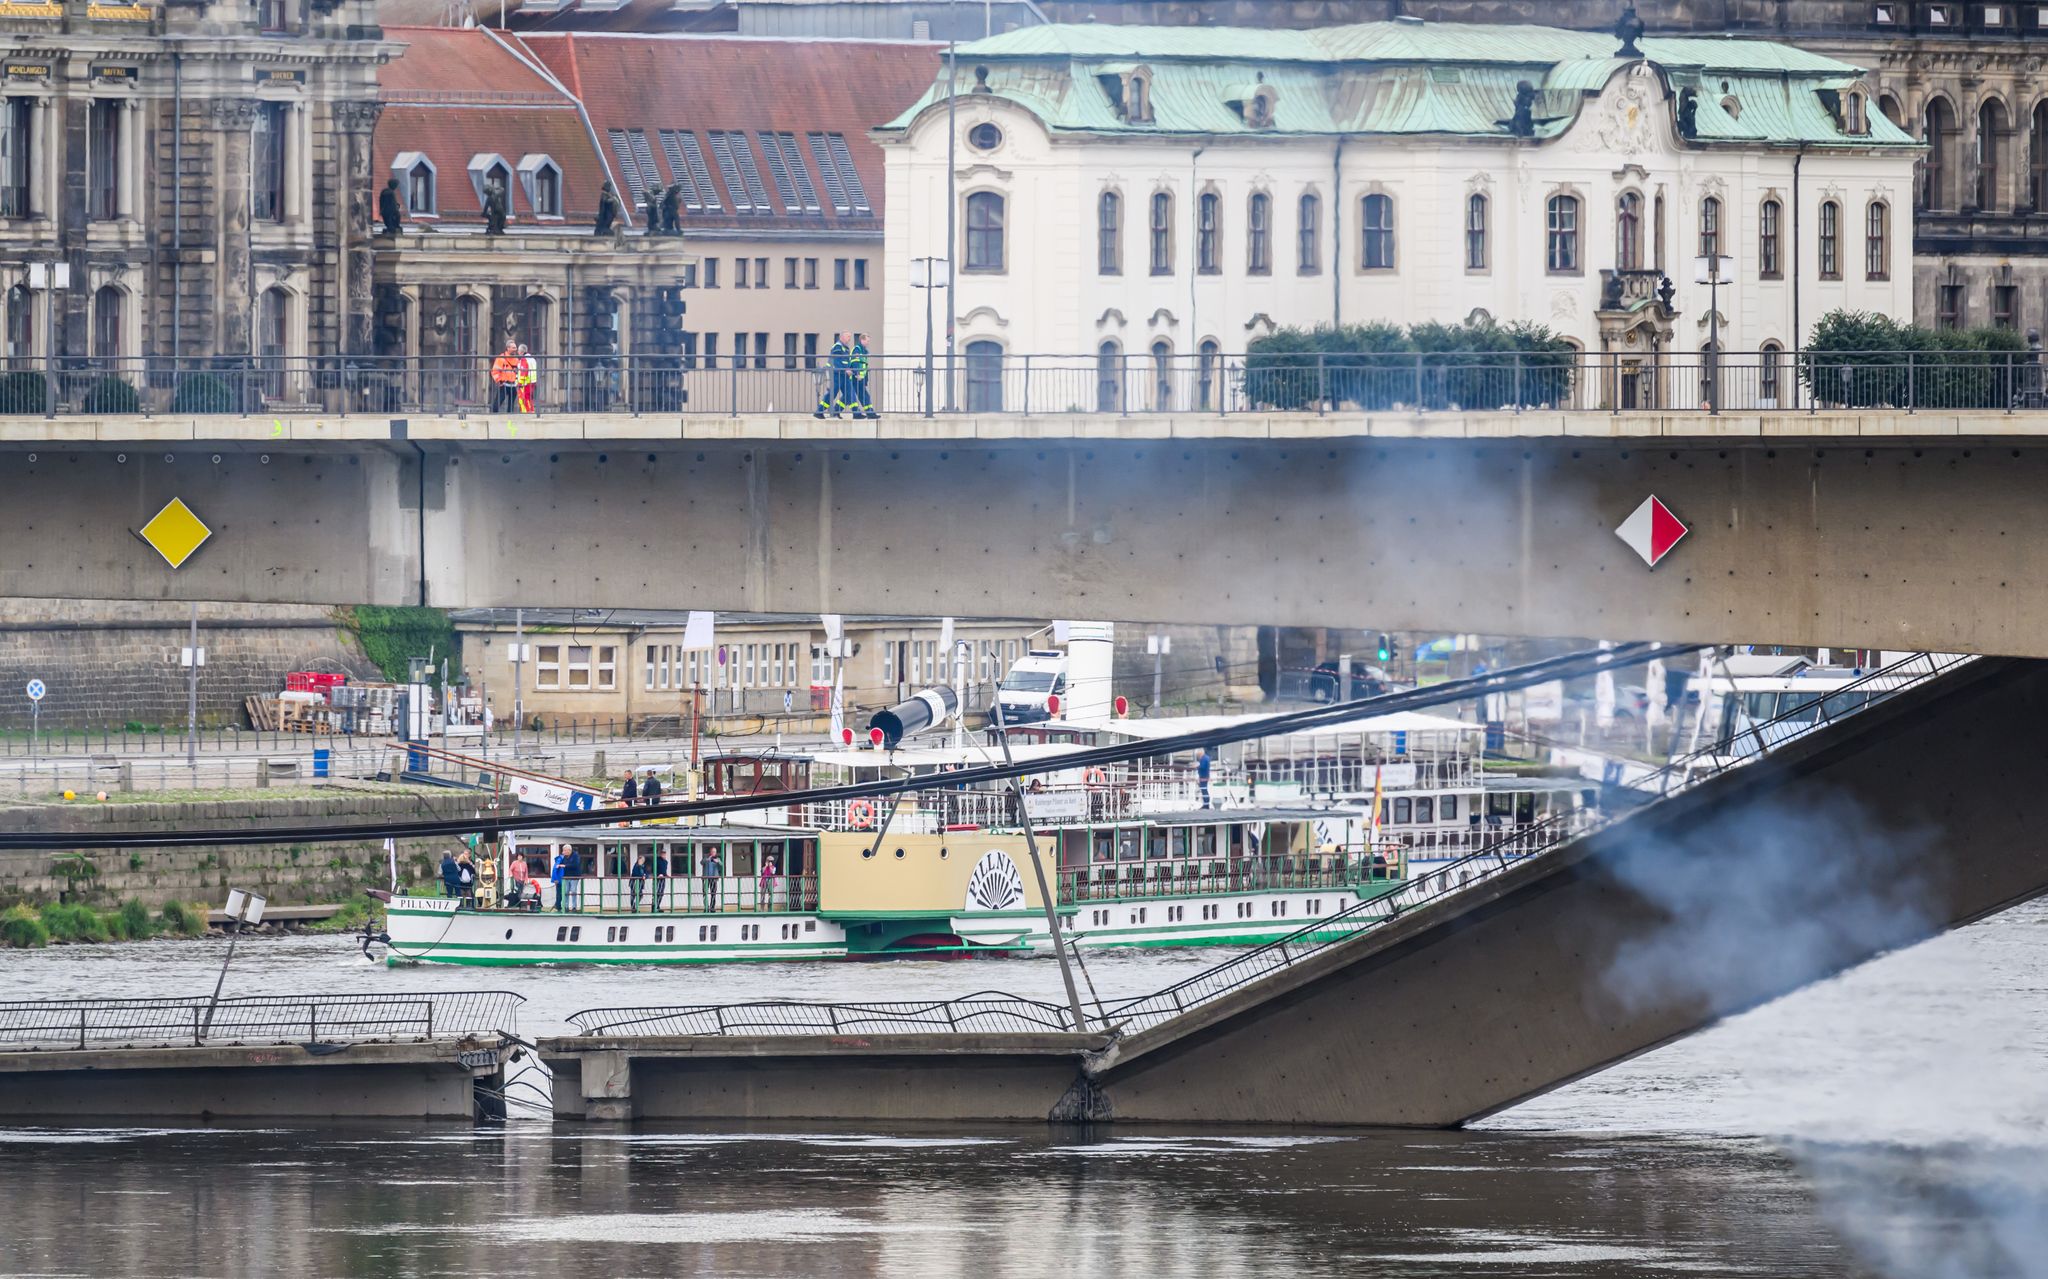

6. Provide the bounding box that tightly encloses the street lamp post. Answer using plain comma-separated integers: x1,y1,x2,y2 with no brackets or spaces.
911,256,947,418
1694,253,1731,414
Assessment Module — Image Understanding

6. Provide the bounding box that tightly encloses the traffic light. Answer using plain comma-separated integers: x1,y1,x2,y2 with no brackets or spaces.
1376,633,1392,662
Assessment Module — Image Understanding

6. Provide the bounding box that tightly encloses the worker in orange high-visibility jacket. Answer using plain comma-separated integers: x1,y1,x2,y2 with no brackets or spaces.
490,342,521,413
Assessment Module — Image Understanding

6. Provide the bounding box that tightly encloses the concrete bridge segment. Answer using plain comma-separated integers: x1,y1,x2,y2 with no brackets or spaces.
4,410,2048,655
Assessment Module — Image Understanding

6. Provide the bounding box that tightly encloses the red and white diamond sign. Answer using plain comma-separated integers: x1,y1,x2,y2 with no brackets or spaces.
1616,495,1688,568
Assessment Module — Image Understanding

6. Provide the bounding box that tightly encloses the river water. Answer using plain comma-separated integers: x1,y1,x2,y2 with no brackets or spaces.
2,901,2044,1278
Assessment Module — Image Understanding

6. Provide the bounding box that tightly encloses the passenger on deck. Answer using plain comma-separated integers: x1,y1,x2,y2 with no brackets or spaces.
506,855,536,910
641,768,664,808
759,853,780,910
620,771,638,807
550,849,567,911
564,846,585,910
703,848,724,911
1197,748,1214,809
630,852,650,913
440,851,462,900
651,849,669,912
456,852,476,906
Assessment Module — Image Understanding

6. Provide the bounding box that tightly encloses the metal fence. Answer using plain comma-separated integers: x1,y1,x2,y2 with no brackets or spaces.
560,651,1970,1040
12,348,2046,417
565,992,1077,1037
0,989,526,1050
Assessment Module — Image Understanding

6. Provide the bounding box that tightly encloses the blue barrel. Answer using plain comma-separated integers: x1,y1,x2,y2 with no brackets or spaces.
313,747,331,778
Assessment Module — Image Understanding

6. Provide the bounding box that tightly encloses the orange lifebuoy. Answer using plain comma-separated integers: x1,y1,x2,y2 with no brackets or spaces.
847,798,876,829
1083,767,1109,789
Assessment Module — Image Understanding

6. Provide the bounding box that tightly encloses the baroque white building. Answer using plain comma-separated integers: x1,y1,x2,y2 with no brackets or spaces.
876,20,1921,410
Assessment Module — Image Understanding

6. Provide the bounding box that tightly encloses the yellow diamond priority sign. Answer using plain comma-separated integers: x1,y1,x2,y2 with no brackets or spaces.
138,498,212,569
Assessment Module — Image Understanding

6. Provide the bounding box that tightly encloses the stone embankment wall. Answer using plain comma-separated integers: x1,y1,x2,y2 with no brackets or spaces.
0,788,488,908
0,599,378,731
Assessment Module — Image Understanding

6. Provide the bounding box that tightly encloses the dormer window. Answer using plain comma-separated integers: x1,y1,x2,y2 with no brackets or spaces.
393,151,436,216
1847,91,1869,135
1097,64,1155,124
518,153,563,219
467,152,512,217
1227,79,1278,129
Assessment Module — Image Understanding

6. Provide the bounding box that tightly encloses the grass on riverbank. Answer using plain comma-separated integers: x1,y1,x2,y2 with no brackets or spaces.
0,781,428,808
0,897,213,948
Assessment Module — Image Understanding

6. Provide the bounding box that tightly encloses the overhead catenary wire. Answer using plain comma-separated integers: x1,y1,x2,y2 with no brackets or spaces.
0,642,1700,852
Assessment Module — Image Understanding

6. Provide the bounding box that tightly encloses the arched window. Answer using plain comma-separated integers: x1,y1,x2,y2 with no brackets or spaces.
965,339,1004,412
1616,192,1642,270
1149,191,1174,275
455,294,482,357
1759,198,1782,278
1846,92,1868,136
1197,338,1220,410
1095,340,1122,412
1819,200,1841,279
257,286,291,397
1925,97,1957,210
252,102,288,223
1097,190,1121,276
1545,193,1579,273
1865,201,1890,280
965,191,1004,271
1879,93,1904,128
91,285,123,362
1653,191,1666,269
1196,191,1220,274
1362,193,1394,270
1759,341,1783,406
1151,339,1173,410
2032,101,2048,209
1298,193,1320,274
1247,191,1271,275
1465,193,1487,270
1698,195,1721,260
1978,98,2008,211
1127,70,1151,124
523,294,551,356
4,285,30,363
405,160,435,215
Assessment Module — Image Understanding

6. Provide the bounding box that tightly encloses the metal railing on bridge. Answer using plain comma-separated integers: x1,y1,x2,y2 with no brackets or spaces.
0,990,525,1051
565,992,1077,1038
560,651,1971,1040
10,349,2045,418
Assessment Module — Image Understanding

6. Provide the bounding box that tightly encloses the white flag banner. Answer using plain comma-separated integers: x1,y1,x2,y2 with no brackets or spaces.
938,616,955,656
820,613,844,642
683,610,715,651
829,665,846,741
384,837,398,891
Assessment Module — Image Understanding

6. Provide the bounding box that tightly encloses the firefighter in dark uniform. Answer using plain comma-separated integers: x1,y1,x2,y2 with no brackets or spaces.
815,331,854,418
850,332,876,419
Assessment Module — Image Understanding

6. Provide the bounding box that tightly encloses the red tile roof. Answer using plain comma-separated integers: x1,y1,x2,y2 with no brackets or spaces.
376,28,612,225
514,33,941,233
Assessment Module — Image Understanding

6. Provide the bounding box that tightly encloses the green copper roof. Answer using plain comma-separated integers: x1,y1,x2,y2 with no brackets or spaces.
878,19,1910,148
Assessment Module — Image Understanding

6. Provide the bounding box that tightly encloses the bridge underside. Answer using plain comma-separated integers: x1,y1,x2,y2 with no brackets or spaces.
542,656,2048,1126
4,421,2048,652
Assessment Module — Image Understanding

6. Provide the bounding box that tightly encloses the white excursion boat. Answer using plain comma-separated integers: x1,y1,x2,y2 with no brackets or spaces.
377,709,1598,966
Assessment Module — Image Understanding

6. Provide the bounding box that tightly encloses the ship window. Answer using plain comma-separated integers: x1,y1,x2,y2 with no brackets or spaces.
569,926,581,941
504,929,513,940
1416,797,1434,823
1441,795,1458,821
1393,797,1413,823
618,927,628,942
555,927,567,941
805,919,816,931
606,926,617,942
699,925,707,941
709,926,719,941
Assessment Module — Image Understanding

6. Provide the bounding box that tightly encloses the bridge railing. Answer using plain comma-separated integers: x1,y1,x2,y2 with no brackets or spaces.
565,992,1077,1037
562,652,1969,1039
9,349,2043,417
0,990,525,1050
1095,650,1973,1034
